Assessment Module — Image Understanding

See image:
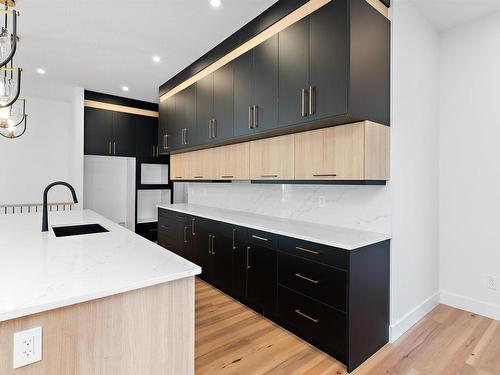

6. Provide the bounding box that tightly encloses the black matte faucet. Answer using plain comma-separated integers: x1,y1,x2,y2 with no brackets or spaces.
42,181,78,232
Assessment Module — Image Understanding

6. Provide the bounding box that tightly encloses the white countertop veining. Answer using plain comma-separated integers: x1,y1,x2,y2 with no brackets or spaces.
158,204,391,250
0,210,201,322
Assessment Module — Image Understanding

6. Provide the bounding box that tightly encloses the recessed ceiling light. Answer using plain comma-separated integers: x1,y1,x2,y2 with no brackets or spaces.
210,0,221,8
122,86,129,92
152,55,161,63
36,68,46,75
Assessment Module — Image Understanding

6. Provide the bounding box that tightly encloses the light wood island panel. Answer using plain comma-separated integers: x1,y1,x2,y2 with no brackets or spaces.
0,277,195,375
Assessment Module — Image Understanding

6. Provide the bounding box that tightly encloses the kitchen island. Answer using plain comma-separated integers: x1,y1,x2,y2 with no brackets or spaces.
0,209,201,375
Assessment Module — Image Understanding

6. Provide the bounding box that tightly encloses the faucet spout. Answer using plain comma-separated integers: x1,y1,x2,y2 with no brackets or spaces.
42,181,78,232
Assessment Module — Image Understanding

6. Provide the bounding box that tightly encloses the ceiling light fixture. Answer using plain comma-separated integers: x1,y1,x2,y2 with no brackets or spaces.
0,2,17,68
0,97,27,139
122,86,129,92
36,68,45,75
210,0,221,8
152,55,161,63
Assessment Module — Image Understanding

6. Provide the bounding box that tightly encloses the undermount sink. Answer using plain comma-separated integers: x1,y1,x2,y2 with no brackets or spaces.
52,223,109,237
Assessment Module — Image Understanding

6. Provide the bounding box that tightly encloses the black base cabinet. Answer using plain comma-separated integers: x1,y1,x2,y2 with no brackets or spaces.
158,208,389,372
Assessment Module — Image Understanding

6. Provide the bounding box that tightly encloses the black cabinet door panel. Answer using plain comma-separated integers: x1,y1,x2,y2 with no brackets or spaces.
210,222,234,293
233,50,255,137
278,17,310,128
278,251,347,312
112,112,136,157
246,243,277,312
213,62,234,142
309,0,348,121
175,85,197,148
254,34,279,133
136,116,158,158
231,226,247,299
195,74,214,145
277,285,347,360
84,107,113,156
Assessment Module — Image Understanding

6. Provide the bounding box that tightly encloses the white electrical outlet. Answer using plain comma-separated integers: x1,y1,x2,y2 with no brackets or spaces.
13,326,42,369
318,196,326,207
487,275,498,291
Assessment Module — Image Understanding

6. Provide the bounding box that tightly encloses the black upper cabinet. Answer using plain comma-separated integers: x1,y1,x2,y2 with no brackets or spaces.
309,0,348,121
173,85,197,149
136,116,158,158
159,0,390,152
84,108,136,157
84,107,113,156
212,62,234,142
279,0,349,128
112,112,136,157
278,17,310,128
195,73,214,145
158,96,175,154
234,35,278,137
253,34,279,133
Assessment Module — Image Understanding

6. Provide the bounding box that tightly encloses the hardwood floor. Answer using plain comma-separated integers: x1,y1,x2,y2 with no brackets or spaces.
195,278,500,374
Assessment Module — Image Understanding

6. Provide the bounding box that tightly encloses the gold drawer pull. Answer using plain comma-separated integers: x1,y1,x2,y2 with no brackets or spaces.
296,246,320,255
252,235,269,242
261,174,278,178
313,174,337,177
295,309,319,323
295,273,319,285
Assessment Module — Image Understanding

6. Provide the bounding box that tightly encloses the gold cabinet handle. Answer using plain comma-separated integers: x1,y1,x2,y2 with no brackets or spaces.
211,235,216,255
113,142,116,155
253,105,258,128
221,175,234,179
183,226,188,243
108,141,111,155
261,174,278,178
152,145,155,157
295,309,319,323
191,218,196,236
251,234,269,242
208,119,212,139
301,88,308,117
246,246,251,270
232,228,237,250
313,174,336,177
212,119,217,139
248,106,253,129
208,235,212,254
295,273,320,285
296,246,320,255
308,86,315,115
163,134,169,149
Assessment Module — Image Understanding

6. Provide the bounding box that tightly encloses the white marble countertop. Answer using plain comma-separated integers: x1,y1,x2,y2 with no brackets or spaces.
0,210,201,322
158,204,391,250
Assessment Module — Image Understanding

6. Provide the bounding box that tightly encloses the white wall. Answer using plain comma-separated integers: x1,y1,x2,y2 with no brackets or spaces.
0,91,85,207
439,12,500,320
389,0,440,340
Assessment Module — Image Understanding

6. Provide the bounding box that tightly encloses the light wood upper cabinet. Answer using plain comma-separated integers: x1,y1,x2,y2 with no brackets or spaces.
188,149,214,180
170,122,390,182
249,134,294,180
212,143,250,180
294,121,390,180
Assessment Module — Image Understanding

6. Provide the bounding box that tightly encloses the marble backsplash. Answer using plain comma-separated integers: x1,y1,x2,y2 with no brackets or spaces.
186,182,391,234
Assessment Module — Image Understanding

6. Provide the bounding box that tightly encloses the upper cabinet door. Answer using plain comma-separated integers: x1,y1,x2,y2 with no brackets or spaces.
278,17,310,128
112,111,136,157
233,50,255,137
294,124,364,180
158,95,175,153
212,62,234,142
212,143,250,180
309,0,348,121
84,107,113,156
195,73,214,145
175,85,197,148
254,34,279,133
249,134,294,180
136,115,158,158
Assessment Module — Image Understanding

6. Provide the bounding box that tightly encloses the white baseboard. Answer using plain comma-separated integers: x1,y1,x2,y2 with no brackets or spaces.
389,291,440,342
440,291,500,321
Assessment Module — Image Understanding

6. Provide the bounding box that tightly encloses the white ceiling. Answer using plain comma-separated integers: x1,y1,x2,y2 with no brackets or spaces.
413,0,500,31
15,0,277,103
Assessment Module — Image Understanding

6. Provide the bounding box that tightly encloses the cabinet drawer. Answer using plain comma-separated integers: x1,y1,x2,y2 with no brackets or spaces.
158,209,187,223
278,252,347,312
277,285,346,359
247,229,278,249
278,236,348,269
